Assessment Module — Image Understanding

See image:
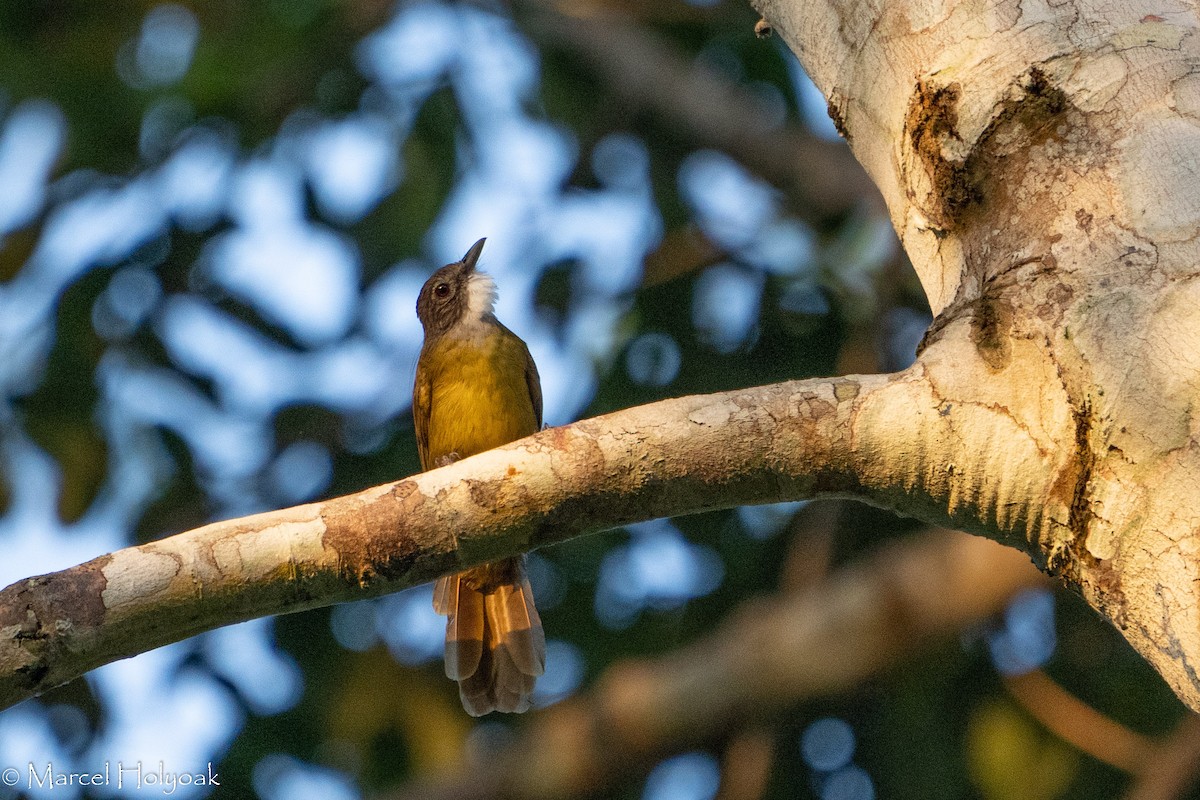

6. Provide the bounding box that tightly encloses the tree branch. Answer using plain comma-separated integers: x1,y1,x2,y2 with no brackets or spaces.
524,3,881,220
1,333,1078,712
1124,714,1200,800
0,373,915,709
1003,670,1155,773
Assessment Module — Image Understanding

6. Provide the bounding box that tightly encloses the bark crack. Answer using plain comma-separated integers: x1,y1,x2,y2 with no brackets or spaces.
904,66,1068,234
1067,396,1096,545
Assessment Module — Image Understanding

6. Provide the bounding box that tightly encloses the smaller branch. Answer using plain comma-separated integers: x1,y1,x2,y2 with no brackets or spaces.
525,4,881,220
1003,670,1156,773
1125,715,1200,800
391,530,1046,800
640,228,725,288
715,727,775,800
1006,670,1200,798
778,500,837,592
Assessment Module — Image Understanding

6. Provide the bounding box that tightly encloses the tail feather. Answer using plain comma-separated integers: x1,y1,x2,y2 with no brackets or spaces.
433,556,545,715
458,649,498,717
432,574,456,615
442,577,484,681
491,645,536,713
485,579,546,678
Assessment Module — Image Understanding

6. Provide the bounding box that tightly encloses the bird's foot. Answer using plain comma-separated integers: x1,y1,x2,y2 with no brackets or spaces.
435,452,462,468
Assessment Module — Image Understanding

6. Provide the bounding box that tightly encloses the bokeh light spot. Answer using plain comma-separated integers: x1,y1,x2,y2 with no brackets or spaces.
592,133,651,190
252,754,359,800
987,588,1057,676
678,150,777,250
330,600,380,653
376,585,445,666
93,267,162,340
532,640,584,707
0,101,65,240
267,441,333,505
737,501,807,539
822,765,875,800
801,717,856,772
205,619,304,715
643,752,720,800
119,4,200,89
692,264,763,353
596,520,724,629
626,332,682,387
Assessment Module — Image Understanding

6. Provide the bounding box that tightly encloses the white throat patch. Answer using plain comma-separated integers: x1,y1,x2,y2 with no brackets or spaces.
466,271,498,320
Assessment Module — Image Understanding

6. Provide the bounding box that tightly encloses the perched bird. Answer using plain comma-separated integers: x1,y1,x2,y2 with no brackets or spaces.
413,238,545,715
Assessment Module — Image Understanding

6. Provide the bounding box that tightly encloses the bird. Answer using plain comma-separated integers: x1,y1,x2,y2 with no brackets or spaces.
413,237,546,715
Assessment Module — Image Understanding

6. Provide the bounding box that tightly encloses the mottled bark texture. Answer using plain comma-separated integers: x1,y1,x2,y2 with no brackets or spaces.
752,0,1200,708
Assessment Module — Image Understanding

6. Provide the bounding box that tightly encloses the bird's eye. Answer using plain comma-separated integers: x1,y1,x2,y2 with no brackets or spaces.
434,282,451,298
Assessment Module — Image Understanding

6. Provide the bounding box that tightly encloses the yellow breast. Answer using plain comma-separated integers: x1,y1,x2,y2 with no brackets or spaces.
423,332,538,464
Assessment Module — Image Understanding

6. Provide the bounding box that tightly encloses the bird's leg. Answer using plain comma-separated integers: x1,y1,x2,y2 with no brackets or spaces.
435,452,461,468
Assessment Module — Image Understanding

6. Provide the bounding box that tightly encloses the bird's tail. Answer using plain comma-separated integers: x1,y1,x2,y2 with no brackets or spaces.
432,556,545,716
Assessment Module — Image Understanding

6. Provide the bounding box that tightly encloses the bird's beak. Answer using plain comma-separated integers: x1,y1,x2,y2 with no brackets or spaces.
461,238,486,271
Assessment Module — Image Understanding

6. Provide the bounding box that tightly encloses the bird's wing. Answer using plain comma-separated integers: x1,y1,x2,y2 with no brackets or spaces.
523,342,543,429
413,353,433,471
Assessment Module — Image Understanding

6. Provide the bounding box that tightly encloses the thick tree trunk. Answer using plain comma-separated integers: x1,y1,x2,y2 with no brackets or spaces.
753,0,1200,707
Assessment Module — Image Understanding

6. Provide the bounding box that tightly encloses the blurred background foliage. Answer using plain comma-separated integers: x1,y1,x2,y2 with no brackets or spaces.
0,1,1191,799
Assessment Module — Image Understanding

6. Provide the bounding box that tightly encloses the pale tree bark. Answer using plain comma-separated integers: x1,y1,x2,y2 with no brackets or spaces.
749,0,1200,709
3,0,1200,718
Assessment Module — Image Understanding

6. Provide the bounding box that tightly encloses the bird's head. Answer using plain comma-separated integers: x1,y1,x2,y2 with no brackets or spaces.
416,238,497,337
